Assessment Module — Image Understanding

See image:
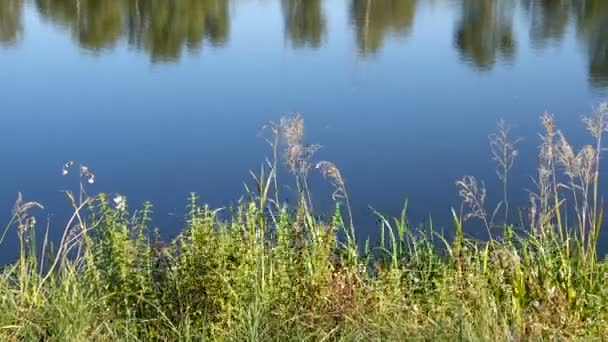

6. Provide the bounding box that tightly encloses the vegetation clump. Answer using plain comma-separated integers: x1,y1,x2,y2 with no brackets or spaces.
1,105,608,340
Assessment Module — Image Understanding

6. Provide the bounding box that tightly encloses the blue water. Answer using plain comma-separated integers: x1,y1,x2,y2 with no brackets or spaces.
1,0,607,262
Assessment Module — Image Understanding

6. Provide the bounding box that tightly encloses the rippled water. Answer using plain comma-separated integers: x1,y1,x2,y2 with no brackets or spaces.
1,0,607,261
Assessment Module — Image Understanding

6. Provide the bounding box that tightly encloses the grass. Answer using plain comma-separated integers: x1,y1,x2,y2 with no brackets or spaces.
1,105,608,340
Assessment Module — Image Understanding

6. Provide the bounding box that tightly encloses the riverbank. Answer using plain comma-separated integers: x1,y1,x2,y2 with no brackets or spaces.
1,109,608,340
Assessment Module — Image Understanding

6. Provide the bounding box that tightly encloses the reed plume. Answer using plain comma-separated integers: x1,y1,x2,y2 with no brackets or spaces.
277,113,320,209
489,119,520,222
280,114,320,179
530,113,560,235
456,175,492,238
582,103,608,258
529,105,607,260
316,161,355,243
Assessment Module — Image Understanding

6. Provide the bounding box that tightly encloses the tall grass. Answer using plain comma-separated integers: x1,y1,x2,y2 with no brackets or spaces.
1,107,608,340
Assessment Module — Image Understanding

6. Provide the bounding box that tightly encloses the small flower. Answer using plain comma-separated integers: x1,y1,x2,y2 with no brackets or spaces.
113,195,126,211
62,161,74,176
78,164,96,184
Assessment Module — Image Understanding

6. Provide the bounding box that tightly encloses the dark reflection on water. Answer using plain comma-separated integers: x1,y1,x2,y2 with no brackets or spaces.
282,0,326,49
521,0,608,89
1,0,605,87
523,0,571,49
34,0,230,62
349,0,417,56
575,1,608,89
454,0,516,71
0,0,23,46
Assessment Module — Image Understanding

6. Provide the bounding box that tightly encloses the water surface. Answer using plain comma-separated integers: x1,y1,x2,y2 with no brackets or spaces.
1,0,608,261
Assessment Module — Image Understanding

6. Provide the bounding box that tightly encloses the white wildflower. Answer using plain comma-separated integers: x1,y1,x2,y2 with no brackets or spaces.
113,195,126,211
